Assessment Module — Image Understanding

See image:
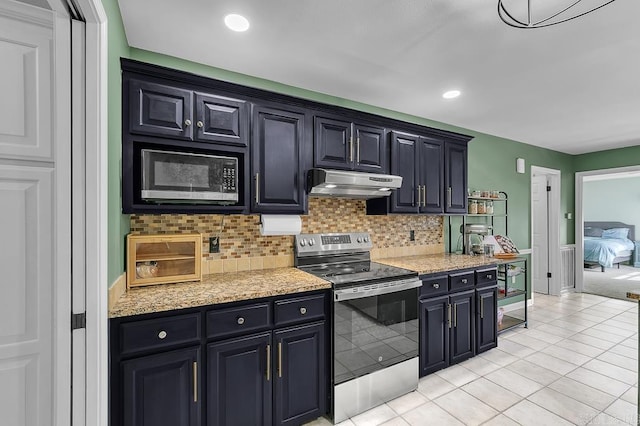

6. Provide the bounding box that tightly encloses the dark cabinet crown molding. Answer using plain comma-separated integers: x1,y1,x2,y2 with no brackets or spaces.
121,58,473,144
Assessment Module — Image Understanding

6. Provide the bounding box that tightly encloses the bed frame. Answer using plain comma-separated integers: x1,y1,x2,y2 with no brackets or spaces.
584,221,636,272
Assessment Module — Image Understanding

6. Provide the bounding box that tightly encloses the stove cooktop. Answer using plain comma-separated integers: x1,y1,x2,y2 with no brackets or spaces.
298,261,417,288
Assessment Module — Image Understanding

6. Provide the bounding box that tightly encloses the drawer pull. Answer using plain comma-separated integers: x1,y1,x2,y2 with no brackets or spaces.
433,283,440,289
487,274,493,280
158,330,167,340
299,307,307,315
196,120,204,128
461,278,468,284
184,119,192,126
237,317,245,325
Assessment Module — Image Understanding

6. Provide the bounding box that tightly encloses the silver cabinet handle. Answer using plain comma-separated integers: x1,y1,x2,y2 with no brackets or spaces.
184,119,192,126
196,120,204,128
433,283,440,289
461,278,468,284
349,137,354,163
415,186,421,207
299,307,307,315
277,342,283,378
481,298,484,319
454,304,458,328
255,173,260,204
422,186,427,206
193,361,198,402
158,330,167,339
237,317,245,325
266,344,271,381
447,304,452,329
356,137,360,163
448,187,452,208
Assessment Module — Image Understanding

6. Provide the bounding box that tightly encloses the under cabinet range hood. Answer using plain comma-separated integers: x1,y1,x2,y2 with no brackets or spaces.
306,169,402,199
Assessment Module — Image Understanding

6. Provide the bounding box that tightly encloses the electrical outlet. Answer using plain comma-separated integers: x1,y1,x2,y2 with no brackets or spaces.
209,236,220,253
409,230,415,241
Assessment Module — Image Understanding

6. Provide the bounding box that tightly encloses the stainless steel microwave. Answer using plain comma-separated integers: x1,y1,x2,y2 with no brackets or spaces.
141,149,239,203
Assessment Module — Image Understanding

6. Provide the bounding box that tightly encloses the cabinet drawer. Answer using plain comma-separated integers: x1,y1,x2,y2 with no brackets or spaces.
207,303,271,339
420,275,448,298
119,313,201,356
274,294,325,327
476,267,498,288
449,271,475,291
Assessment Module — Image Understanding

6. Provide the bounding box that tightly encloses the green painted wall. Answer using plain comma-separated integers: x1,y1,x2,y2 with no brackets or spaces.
105,0,576,286
104,0,130,285
575,145,640,172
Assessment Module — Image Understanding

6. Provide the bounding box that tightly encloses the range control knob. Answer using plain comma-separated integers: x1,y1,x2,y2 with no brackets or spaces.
299,239,306,247
308,240,315,246
357,237,362,243
364,237,370,243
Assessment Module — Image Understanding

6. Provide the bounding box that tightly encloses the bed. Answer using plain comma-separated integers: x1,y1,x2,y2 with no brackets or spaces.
584,221,635,272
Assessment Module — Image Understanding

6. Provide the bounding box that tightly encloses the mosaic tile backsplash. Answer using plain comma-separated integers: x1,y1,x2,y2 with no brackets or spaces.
130,198,444,273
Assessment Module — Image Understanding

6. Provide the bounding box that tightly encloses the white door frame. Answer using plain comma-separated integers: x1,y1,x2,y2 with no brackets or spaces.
531,166,562,295
574,164,640,293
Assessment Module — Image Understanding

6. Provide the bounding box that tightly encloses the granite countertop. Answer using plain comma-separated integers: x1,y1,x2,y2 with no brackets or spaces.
109,267,331,318
377,253,502,275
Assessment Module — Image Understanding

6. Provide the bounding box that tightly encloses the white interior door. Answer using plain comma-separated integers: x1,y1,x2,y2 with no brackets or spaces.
0,3,70,425
532,174,550,294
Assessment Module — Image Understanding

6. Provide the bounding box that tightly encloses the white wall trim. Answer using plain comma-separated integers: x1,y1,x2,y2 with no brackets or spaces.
531,166,562,295
575,164,640,294
0,0,54,27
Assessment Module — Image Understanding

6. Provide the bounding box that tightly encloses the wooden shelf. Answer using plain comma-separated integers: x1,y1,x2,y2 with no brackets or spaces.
127,233,202,289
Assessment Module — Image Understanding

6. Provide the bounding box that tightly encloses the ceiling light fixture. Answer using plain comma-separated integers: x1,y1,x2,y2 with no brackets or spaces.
498,0,618,28
442,90,461,99
224,14,250,32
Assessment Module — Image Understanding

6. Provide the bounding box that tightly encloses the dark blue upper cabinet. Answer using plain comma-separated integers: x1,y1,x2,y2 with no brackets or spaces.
420,137,444,214
194,93,249,147
130,79,194,140
251,104,308,214
122,346,201,426
444,142,468,214
207,333,273,426
274,322,326,426
314,116,387,173
390,131,420,213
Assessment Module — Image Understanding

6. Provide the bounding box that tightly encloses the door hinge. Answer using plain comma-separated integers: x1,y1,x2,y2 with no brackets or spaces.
72,312,86,330
547,272,552,278
546,185,551,192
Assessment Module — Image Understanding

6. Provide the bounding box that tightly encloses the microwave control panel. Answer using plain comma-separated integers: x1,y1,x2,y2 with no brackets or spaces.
222,164,236,192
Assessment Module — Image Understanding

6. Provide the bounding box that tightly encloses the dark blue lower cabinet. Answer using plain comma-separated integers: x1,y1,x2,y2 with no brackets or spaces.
450,290,475,364
274,322,326,426
207,332,273,426
476,286,498,354
419,296,450,376
121,346,201,426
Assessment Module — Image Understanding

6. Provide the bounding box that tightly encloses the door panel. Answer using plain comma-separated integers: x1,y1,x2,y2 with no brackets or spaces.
390,132,419,213
207,333,272,426
476,287,498,353
419,296,449,376
130,79,193,140
450,290,475,364
314,117,352,170
444,142,467,213
122,347,201,426
0,15,52,160
532,174,549,294
194,93,248,146
419,137,443,213
354,125,386,173
274,322,326,426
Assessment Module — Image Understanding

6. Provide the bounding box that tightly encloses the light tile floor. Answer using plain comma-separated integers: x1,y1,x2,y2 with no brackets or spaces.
305,292,639,425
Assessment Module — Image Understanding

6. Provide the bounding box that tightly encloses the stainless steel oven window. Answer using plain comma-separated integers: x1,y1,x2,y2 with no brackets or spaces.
333,288,419,385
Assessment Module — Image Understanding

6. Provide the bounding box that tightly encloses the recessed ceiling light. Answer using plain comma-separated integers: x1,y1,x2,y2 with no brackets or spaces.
224,14,250,32
442,90,461,99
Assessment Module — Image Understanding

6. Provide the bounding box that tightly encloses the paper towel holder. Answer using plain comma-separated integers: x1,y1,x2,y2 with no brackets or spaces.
259,214,302,236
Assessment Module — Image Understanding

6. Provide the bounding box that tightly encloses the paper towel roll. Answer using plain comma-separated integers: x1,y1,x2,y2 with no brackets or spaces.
259,215,302,236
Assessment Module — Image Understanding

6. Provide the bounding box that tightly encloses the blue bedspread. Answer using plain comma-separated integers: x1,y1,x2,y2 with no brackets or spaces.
584,237,635,268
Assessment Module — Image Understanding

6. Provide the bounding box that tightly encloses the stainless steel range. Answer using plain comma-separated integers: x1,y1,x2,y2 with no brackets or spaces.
295,232,421,423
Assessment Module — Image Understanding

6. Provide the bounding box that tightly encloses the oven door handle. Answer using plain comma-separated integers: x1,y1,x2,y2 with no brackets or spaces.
334,279,422,302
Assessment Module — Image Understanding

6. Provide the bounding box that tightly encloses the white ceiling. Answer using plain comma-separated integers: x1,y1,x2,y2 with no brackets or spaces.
118,0,640,155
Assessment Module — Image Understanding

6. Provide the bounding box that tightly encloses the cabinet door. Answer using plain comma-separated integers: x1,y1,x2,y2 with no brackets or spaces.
274,322,326,426
194,93,249,146
450,290,475,364
476,287,498,354
207,333,272,426
314,116,353,170
419,296,449,376
390,132,419,213
419,137,444,213
252,105,307,213
354,124,387,173
129,79,193,140
444,142,468,213
122,347,201,426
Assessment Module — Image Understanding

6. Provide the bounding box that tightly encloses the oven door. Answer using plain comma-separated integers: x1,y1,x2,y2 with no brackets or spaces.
333,279,421,385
